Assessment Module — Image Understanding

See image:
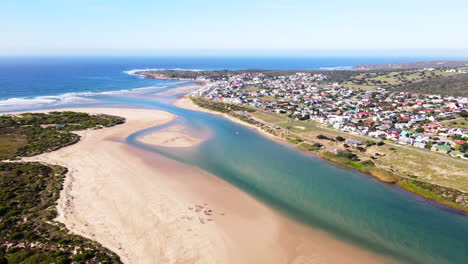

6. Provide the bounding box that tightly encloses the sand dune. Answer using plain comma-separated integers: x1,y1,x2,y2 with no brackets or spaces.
23,107,393,264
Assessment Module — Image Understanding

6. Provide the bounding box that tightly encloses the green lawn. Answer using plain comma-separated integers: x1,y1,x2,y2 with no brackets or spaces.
250,112,285,123
441,118,468,129
277,122,317,133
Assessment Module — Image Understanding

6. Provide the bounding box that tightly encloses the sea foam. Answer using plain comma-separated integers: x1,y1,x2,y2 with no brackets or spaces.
123,68,202,77
0,84,170,112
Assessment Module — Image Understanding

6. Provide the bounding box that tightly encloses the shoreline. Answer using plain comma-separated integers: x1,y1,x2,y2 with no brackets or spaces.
174,97,285,142
174,95,468,213
21,107,392,264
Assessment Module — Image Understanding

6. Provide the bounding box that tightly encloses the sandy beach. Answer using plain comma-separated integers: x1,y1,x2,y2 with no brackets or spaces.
137,127,203,147
160,84,207,96
22,107,393,264
174,97,285,142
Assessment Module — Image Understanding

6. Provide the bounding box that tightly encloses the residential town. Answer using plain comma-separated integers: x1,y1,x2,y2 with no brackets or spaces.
190,71,468,159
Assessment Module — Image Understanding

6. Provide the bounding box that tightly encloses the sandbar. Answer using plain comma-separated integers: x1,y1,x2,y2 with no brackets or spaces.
22,107,393,264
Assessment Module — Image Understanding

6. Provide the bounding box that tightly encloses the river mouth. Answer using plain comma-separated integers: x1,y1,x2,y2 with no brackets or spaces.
2,67,468,264
106,88,468,264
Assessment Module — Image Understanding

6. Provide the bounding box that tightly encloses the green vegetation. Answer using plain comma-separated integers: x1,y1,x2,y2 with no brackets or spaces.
0,112,125,159
250,112,284,123
190,97,255,113
191,95,468,211
143,69,360,83
441,118,468,129
399,179,468,211
0,111,125,263
341,69,467,94
0,162,121,263
393,72,468,96
316,135,330,140
144,66,467,96
319,151,399,183
298,142,323,152
286,136,304,144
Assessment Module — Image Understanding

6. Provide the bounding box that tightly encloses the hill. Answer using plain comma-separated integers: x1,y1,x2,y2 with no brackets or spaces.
352,61,468,70
393,73,468,96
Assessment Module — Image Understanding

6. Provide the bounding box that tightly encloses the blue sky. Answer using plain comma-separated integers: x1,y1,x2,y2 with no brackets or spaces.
1,0,468,56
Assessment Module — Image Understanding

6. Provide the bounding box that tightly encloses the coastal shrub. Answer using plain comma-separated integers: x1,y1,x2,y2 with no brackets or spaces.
366,168,399,183
190,97,255,113
356,146,366,152
299,142,323,152
0,162,122,263
399,179,468,208
0,112,124,159
310,143,323,151
287,137,304,144
336,150,357,160
361,160,375,167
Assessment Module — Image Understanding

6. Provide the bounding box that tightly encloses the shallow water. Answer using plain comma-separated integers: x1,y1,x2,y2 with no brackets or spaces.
117,94,468,264
1,57,467,264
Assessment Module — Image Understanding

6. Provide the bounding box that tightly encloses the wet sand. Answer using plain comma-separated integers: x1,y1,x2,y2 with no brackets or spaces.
137,125,203,148
22,107,394,264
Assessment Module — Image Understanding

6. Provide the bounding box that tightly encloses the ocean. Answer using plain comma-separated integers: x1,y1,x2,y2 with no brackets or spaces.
0,55,464,111
1,56,468,264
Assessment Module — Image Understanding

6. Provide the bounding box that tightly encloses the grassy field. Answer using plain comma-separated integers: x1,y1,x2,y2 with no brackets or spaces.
363,144,468,192
193,97,468,210
251,111,468,193
277,122,317,133
0,128,27,160
441,118,468,129
250,111,285,123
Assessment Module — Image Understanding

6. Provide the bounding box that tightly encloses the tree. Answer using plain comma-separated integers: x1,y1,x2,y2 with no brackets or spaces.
415,128,425,133
460,143,468,153
337,150,357,159
336,136,345,142
356,146,366,152
317,135,329,140
460,110,468,118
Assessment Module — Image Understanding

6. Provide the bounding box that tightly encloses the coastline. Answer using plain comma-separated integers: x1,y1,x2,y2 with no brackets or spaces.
21,107,392,264
174,95,468,213
174,97,284,142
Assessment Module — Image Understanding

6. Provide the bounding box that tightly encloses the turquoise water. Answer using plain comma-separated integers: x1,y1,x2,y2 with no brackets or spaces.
118,95,468,264
1,57,467,263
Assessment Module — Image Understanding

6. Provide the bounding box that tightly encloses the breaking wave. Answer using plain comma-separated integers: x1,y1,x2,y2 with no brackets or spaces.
123,68,203,77
0,85,169,112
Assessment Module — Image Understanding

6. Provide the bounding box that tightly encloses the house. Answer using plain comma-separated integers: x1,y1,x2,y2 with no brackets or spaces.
414,142,426,148
369,131,386,138
387,131,400,139
431,144,451,154
450,151,465,158
345,139,362,146
363,120,374,126
399,136,414,145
